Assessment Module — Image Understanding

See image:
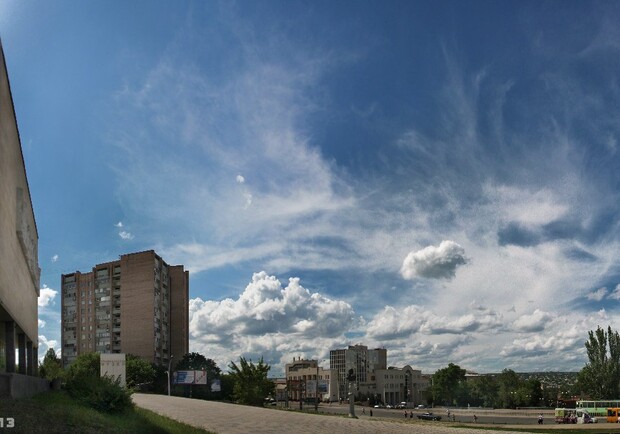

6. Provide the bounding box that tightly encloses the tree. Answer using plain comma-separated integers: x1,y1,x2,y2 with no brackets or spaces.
66,351,100,380
126,354,156,389
470,375,499,408
39,348,63,381
432,363,466,406
577,326,620,399
228,356,274,406
497,369,521,408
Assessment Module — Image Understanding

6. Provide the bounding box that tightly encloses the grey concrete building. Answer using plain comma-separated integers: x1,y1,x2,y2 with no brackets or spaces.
61,250,188,367
330,344,387,400
375,365,429,406
0,40,48,397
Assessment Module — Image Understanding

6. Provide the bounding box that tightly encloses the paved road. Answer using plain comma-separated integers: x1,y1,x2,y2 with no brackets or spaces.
132,393,548,434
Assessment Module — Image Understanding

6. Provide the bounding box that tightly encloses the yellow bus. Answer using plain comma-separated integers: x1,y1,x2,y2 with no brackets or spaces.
607,407,620,423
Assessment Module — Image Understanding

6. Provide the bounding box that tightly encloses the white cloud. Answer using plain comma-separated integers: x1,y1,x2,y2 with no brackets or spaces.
236,175,245,184
38,285,58,308
115,221,124,227
51,254,59,263
512,309,554,332
188,272,357,371
38,319,46,328
400,240,467,280
39,335,60,360
119,231,134,240
587,287,607,301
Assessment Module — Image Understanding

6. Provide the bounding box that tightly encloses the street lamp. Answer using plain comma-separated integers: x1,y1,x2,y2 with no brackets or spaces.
167,355,174,396
315,361,320,412
315,358,328,412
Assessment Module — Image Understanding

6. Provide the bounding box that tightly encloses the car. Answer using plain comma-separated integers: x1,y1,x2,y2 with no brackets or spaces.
385,404,393,409
416,404,426,409
417,412,441,421
395,402,408,409
373,404,384,408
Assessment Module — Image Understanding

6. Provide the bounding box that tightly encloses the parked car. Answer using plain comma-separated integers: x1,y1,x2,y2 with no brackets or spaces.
395,402,408,409
416,404,426,409
385,404,393,409
418,412,441,421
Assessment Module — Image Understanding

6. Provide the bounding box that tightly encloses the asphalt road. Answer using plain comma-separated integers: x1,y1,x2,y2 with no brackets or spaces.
299,404,559,426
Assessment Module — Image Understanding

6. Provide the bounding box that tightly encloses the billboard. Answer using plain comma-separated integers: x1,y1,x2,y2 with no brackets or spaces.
173,370,207,385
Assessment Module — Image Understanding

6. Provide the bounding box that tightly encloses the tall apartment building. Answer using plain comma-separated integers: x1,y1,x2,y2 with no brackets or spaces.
330,344,387,399
0,40,42,389
61,250,188,367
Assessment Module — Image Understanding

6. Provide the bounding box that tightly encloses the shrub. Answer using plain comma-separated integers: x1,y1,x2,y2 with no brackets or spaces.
65,353,133,413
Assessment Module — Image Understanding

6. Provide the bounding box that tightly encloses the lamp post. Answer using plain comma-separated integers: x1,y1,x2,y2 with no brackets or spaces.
167,355,174,396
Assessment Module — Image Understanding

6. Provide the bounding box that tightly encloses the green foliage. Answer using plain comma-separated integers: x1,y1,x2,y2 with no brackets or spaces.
469,375,499,407
66,351,101,379
432,363,466,406
497,368,521,408
126,354,156,390
578,325,620,399
227,356,274,406
65,352,133,414
39,348,64,381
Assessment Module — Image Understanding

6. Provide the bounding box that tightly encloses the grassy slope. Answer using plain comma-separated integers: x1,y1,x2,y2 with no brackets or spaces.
0,391,214,434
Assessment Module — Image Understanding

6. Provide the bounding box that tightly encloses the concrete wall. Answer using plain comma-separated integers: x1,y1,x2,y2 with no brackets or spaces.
0,373,49,399
0,43,39,348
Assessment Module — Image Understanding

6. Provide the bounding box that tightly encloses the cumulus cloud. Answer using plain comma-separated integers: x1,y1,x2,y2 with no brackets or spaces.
188,272,356,367
119,231,134,240
512,309,553,332
400,240,467,280
587,287,608,301
51,254,59,263
38,285,58,308
365,303,502,340
38,319,46,328
236,175,245,184
115,221,124,227
191,272,355,338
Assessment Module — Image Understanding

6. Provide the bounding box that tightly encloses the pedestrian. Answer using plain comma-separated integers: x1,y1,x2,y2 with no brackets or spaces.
473,414,477,423
410,411,413,419
362,407,366,415
538,413,543,425
370,409,373,417
404,410,408,418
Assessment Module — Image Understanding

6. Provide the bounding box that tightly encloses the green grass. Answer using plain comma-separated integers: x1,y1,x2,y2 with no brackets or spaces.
0,391,214,434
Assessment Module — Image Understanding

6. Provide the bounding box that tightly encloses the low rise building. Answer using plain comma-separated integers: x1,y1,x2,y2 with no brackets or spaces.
285,357,338,403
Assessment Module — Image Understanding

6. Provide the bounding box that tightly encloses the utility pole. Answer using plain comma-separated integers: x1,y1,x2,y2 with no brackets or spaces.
167,355,174,396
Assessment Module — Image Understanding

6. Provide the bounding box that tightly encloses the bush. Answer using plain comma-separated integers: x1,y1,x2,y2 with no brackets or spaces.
65,352,133,413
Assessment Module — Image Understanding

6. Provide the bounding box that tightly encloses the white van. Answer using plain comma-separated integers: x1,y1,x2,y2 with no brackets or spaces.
576,409,597,424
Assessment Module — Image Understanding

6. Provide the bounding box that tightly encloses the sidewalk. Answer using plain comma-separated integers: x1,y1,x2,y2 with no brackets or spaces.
132,394,536,434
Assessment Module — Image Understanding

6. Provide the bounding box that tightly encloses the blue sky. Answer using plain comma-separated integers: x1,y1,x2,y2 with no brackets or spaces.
3,0,620,375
